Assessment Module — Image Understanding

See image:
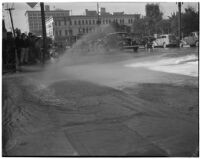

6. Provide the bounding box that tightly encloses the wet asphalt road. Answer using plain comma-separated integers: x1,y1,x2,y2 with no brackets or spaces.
2,47,199,156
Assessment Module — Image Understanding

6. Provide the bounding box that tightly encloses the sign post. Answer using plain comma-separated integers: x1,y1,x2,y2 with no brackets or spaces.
40,2,47,65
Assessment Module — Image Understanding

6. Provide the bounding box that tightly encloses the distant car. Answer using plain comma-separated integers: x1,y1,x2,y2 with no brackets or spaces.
153,34,178,48
100,32,139,52
181,32,199,47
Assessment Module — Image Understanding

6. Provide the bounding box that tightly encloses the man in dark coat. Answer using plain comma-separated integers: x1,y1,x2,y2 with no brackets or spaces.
15,29,22,65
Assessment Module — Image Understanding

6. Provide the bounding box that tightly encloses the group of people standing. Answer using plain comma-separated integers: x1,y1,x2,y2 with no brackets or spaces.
15,31,31,65
2,28,49,73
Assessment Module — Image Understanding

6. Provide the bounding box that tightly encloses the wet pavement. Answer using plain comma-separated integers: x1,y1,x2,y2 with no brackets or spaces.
2,47,199,156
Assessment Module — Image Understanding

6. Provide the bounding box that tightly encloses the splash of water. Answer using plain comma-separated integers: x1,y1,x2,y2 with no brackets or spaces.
125,54,198,77
41,24,120,85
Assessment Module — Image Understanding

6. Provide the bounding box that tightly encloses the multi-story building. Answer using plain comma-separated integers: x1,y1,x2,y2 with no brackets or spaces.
25,5,70,36
46,8,140,46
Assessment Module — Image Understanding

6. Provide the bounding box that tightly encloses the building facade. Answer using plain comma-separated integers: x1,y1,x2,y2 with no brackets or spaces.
46,11,140,46
25,6,70,36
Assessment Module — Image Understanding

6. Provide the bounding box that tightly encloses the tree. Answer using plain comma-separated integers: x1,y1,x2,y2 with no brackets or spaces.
146,3,163,21
168,12,179,36
155,19,171,34
182,6,199,36
145,3,163,35
168,6,198,36
132,18,146,35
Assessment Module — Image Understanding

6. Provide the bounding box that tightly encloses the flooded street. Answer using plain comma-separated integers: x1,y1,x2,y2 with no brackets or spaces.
2,47,199,156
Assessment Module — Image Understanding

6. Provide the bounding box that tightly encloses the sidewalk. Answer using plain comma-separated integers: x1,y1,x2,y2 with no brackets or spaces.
17,64,44,72
3,64,45,76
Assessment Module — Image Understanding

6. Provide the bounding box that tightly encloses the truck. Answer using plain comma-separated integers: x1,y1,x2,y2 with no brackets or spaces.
180,32,199,47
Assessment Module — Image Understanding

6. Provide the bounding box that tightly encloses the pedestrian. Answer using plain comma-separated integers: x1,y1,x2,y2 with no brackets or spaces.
146,38,154,53
6,32,16,71
28,33,35,64
20,33,29,65
2,29,7,72
15,29,22,65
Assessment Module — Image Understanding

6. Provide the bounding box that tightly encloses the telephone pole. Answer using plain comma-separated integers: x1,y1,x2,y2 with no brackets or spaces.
5,7,15,38
177,2,183,45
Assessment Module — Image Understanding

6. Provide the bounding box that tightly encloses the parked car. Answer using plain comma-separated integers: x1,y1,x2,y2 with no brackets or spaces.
153,34,178,48
180,32,199,47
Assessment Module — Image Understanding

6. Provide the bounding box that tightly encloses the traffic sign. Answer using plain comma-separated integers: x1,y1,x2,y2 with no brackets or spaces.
27,3,37,8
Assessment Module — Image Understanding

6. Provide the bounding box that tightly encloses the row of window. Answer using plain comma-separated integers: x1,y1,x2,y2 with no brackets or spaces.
55,30,73,36
79,28,94,34
30,24,42,29
54,27,95,37
28,12,69,17
54,18,134,26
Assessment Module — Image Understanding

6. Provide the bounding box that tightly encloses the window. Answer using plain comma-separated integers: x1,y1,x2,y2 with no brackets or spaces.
58,21,61,26
69,30,72,35
65,30,68,36
82,20,84,25
78,20,81,25
93,20,95,24
64,21,67,25
86,20,88,24
89,20,91,25
74,20,77,25
55,31,58,36
69,20,72,25
59,30,61,36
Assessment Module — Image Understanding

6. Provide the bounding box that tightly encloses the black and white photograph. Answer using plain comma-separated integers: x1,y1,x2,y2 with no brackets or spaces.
2,1,199,157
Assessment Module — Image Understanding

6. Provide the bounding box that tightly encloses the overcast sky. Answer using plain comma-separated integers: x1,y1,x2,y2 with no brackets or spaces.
2,2,198,33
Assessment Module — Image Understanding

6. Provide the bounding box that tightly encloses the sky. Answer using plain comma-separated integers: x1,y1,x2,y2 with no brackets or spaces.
2,2,199,33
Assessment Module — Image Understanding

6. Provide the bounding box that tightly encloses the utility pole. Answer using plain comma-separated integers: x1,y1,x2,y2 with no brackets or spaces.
5,7,15,38
177,2,183,45
5,5,18,72
40,2,47,65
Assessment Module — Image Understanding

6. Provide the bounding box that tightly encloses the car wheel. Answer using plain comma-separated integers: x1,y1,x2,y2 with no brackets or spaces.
195,41,199,47
163,43,166,48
